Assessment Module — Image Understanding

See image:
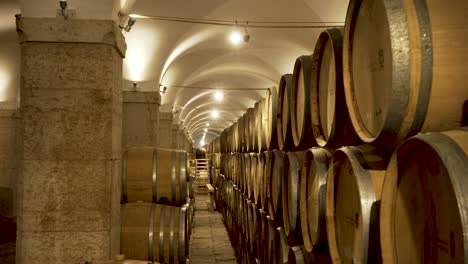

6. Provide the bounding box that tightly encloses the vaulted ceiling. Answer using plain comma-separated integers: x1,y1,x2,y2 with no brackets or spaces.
0,0,349,147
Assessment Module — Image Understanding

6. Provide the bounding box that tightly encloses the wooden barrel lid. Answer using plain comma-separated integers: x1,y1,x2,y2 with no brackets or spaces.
277,74,294,151
300,147,332,253
381,129,468,263
326,145,388,263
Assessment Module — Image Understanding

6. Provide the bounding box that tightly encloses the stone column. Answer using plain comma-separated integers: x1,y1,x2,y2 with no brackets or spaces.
157,112,174,149
122,91,160,149
0,109,20,218
16,17,125,264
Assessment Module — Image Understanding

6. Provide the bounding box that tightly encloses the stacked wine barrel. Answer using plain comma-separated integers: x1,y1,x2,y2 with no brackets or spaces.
120,146,195,264
209,1,468,263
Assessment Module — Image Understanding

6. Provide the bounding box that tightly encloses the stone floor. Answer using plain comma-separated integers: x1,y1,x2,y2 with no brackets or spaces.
189,194,237,264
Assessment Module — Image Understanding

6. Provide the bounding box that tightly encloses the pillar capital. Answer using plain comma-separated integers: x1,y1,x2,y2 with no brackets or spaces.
16,16,126,57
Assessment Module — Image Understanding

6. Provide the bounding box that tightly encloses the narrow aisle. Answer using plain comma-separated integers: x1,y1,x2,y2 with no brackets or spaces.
189,194,237,264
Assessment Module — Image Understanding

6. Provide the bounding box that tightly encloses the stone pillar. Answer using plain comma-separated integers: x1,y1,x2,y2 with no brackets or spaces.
122,91,160,149
0,109,20,218
16,17,125,264
157,112,174,149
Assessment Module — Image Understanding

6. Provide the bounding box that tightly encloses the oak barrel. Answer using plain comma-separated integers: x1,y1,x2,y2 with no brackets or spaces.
273,227,291,264
267,149,285,225
266,86,280,150
288,246,314,264
326,145,389,263
261,150,272,213
380,128,468,263
120,203,188,263
282,151,306,245
254,152,264,207
246,108,255,152
256,98,268,152
277,74,295,151
343,0,468,148
122,146,188,206
300,148,332,253
291,55,316,149
311,27,360,148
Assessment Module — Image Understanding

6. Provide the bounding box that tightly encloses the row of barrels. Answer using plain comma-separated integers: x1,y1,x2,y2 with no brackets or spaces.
208,0,468,154
213,128,467,263
119,146,196,263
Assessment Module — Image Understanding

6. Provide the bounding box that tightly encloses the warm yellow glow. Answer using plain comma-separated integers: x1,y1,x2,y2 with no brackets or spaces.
214,90,224,102
120,0,136,13
211,110,219,118
229,31,242,45
123,24,159,82
0,66,11,103
204,128,208,132
206,123,210,127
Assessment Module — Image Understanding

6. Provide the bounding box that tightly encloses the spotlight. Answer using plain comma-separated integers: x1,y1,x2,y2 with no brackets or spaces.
204,128,208,132
229,31,242,45
160,85,167,94
214,91,224,102
59,0,68,18
125,17,136,32
206,123,210,127
211,110,219,118
132,82,138,91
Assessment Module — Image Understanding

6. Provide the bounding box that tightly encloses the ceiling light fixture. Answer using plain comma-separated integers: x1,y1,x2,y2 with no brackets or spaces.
206,123,210,127
214,90,224,101
211,110,220,118
229,31,242,45
204,128,208,132
159,84,167,94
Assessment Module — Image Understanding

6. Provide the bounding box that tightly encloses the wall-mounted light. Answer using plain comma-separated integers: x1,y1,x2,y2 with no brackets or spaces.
206,123,210,127
118,11,137,32
59,0,68,18
214,90,224,102
211,110,219,118
159,84,167,94
132,82,138,91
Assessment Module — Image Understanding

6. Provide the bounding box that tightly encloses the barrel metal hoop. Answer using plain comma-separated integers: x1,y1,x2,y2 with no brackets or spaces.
148,203,155,262
180,152,187,202
169,206,175,264
179,206,187,262
152,149,158,203
159,205,166,263
122,150,128,203
409,0,433,133
171,151,177,203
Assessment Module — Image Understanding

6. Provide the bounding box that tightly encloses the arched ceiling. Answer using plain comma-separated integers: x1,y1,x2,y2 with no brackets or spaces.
0,0,350,147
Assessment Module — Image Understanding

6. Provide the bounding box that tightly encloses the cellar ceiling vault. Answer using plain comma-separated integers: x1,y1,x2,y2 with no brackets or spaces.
0,0,350,147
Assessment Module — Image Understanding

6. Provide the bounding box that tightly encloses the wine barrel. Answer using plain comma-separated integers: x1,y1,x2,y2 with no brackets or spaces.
277,74,295,151
120,203,188,263
288,246,314,264
257,98,268,152
254,152,264,207
266,86,280,150
300,148,332,253
282,151,306,245
273,227,291,264
230,121,239,152
188,175,195,199
311,27,360,148
261,150,272,213
326,145,389,263
263,215,276,264
247,202,260,258
267,149,285,225
242,153,251,195
122,146,188,206
343,0,468,148
258,209,268,264
247,153,258,200
291,55,316,149
244,108,255,152
380,128,468,263
253,101,260,153
238,114,246,153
